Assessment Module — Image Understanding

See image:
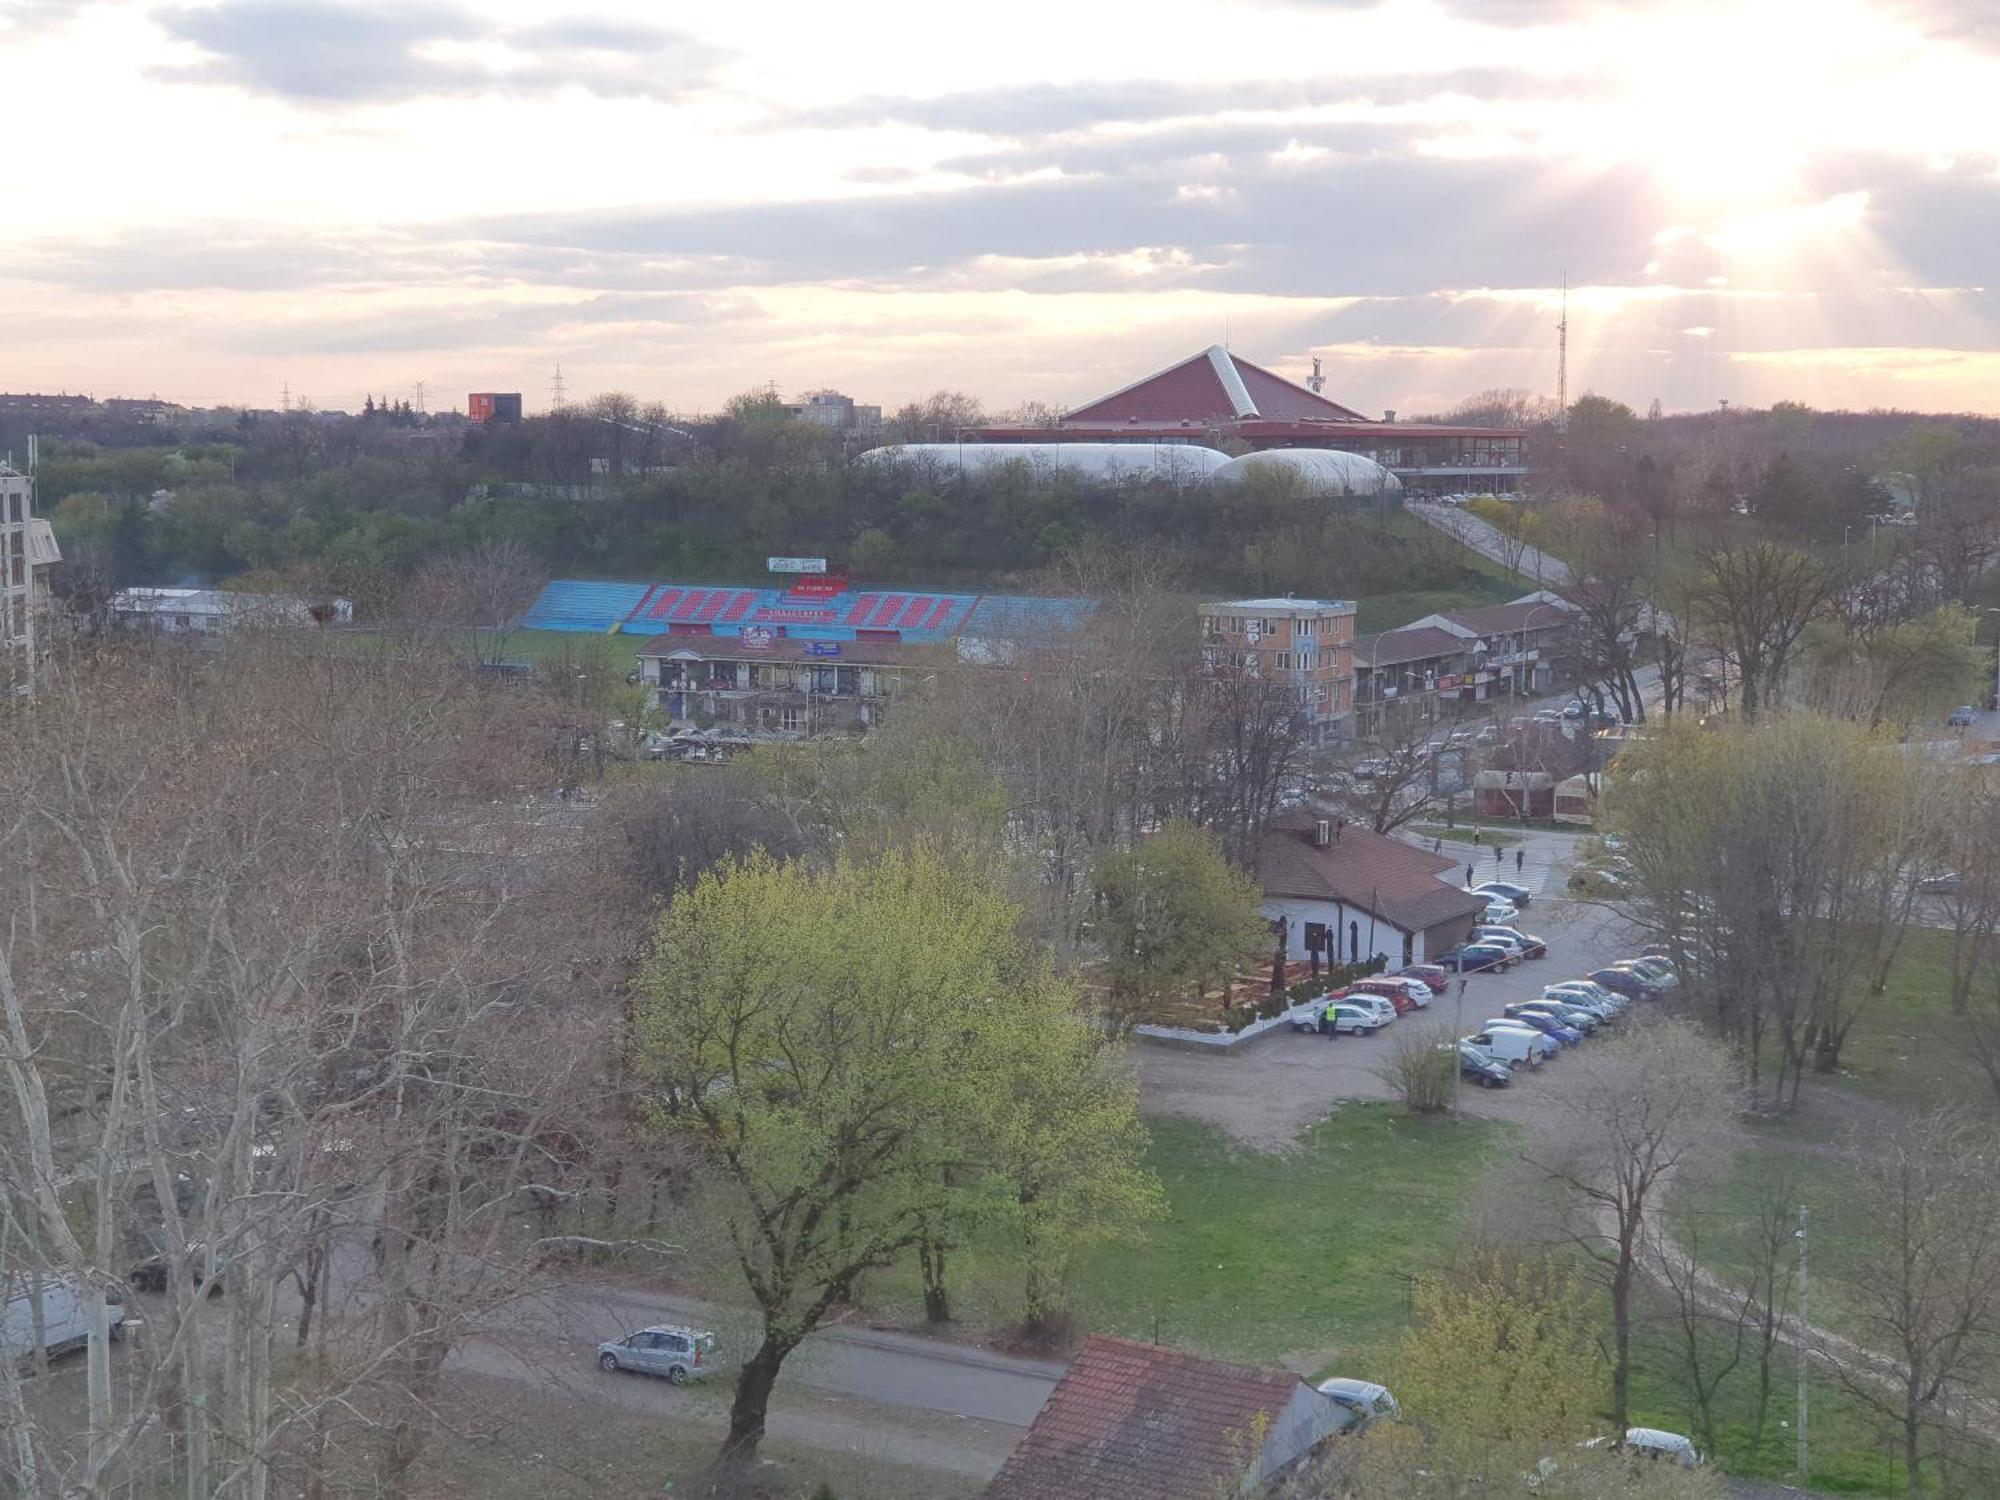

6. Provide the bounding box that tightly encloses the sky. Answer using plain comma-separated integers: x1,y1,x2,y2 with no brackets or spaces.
2,0,1998,419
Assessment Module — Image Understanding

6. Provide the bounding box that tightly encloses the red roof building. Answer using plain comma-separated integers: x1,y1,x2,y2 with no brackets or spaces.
971,345,1531,496
983,1336,1349,1500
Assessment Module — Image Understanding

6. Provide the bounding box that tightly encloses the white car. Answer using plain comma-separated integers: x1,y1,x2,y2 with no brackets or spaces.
1480,901,1520,925
1344,995,1398,1027
1582,1427,1701,1468
1317,1377,1400,1420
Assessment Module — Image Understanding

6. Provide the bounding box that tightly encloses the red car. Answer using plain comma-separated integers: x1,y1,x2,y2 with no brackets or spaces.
1398,964,1451,993
1347,976,1433,1013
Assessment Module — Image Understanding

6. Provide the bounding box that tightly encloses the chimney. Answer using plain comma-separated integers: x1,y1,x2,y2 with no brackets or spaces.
1315,818,1331,848
1383,409,1397,423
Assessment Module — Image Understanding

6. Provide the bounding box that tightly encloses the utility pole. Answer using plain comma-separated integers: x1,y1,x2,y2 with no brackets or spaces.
1555,270,1568,433
1796,1205,1809,1478
549,365,568,411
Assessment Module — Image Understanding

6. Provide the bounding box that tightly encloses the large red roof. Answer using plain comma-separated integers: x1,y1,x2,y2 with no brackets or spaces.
1063,346,1369,426
983,1336,1312,1500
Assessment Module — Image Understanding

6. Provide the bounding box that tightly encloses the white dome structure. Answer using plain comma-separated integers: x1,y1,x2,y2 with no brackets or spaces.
1205,448,1402,498
858,442,1231,486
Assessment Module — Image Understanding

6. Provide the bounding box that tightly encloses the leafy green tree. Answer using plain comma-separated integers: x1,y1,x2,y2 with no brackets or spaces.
632,848,1108,1471
1092,820,1269,1020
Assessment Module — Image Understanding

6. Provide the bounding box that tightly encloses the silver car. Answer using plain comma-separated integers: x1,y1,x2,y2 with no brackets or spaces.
597,1325,715,1384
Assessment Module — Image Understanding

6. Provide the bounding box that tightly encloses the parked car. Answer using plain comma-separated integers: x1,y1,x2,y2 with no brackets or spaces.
1948,704,1978,728
597,1326,716,1384
1480,900,1521,925
1582,1427,1701,1468
1351,976,1433,1011
1398,964,1452,993
1339,994,1399,1027
1456,1045,1513,1088
1472,924,1547,959
1463,1028,1544,1068
1468,930,1526,959
1435,943,1514,974
1489,1010,1581,1047
128,1230,227,1296
1918,871,1961,894
1614,956,1678,989
1469,880,1533,908
1511,1000,1599,1034
1328,1002,1387,1036
5,1276,124,1367
1588,967,1660,1002
1317,1377,1401,1420
1562,699,1587,719
1542,984,1621,1019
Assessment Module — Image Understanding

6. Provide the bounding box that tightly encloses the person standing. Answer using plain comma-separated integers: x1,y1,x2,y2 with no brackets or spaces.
1515,847,1525,873
1466,863,1475,886
1321,998,1340,1040
1494,844,1503,866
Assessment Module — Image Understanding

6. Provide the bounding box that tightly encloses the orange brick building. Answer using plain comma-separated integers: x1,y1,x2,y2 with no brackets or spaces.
1198,595,1357,744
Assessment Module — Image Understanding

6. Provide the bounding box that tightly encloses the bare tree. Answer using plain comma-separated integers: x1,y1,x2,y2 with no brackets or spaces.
1690,541,1842,720
1528,1022,1740,1431
1834,1113,2000,1495
395,540,545,667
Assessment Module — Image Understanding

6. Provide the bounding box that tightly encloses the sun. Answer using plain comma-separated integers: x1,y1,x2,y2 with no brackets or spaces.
1560,0,1927,212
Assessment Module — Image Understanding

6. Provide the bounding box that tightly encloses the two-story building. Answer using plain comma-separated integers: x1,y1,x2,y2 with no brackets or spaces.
635,634,915,737
1351,592,1580,731
1198,596,1357,744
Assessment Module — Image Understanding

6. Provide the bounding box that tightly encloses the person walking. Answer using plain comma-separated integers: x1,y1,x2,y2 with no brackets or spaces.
1466,863,1475,885
1494,844,1503,866
1515,847,1525,873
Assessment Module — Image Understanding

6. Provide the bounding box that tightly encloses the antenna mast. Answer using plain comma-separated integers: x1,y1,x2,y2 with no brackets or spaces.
1306,356,1325,396
549,365,568,410
1556,271,1569,433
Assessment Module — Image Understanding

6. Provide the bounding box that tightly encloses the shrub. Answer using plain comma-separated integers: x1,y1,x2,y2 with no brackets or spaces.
1376,1030,1459,1114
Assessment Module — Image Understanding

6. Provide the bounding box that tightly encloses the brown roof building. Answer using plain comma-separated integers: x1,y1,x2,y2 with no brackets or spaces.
983,1336,1348,1500
966,345,1530,496
1258,813,1488,969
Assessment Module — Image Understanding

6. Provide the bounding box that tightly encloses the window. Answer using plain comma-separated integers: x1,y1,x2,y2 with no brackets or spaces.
1295,618,1313,638
1275,651,1292,670
781,707,803,732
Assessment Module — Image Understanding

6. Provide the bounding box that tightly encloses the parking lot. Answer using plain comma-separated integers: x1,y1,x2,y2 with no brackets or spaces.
1136,856,1651,1149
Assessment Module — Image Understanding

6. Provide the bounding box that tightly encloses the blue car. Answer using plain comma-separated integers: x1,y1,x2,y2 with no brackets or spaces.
1435,943,1514,974
1499,1007,1583,1046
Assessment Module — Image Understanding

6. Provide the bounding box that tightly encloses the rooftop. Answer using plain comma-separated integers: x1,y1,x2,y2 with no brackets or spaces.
1352,624,1469,669
983,1335,1330,1500
1062,345,1370,427
1258,815,1488,933
1203,597,1356,613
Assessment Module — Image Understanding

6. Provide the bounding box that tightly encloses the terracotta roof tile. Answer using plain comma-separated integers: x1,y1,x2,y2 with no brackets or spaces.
984,1336,1308,1500
1258,816,1488,932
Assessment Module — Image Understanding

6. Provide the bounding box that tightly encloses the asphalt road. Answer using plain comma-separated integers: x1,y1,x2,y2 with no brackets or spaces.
453,1280,1062,1462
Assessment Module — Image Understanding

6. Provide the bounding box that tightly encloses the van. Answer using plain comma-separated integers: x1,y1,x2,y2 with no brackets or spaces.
4,1276,122,1367
1463,1029,1543,1068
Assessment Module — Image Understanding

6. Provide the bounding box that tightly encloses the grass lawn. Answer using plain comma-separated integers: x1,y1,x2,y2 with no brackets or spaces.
1814,927,1996,1116
837,1105,1508,1372
500,628,641,670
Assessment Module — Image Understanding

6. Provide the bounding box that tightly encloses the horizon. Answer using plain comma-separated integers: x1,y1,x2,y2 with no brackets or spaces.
4,0,1999,417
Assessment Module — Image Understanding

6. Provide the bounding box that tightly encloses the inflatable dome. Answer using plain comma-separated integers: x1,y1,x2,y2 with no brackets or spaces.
857,442,1231,486
1205,448,1402,497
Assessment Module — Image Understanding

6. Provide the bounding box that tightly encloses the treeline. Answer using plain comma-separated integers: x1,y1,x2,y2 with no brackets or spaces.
29,392,1484,610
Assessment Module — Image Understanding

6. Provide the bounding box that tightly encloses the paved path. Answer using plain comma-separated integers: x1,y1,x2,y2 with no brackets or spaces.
1405,500,1573,586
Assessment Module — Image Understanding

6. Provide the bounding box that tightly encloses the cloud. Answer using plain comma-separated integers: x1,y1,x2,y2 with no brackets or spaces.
153,1,720,103
799,68,1587,137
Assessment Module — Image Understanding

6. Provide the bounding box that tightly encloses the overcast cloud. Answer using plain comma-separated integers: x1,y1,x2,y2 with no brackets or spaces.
3,0,1997,414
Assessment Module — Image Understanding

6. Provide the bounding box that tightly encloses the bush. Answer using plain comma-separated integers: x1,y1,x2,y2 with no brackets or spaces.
1376,1031,1459,1114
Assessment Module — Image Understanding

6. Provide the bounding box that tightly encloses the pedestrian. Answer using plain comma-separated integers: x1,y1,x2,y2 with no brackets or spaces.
1321,999,1339,1040
1495,844,1503,866
1472,829,1481,846
1434,836,1444,854
1515,847,1525,873
1466,863,1475,885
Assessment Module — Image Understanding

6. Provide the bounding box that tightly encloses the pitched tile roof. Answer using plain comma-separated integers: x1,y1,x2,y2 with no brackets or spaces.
1352,624,1470,670
1439,597,1575,636
1258,815,1488,933
984,1336,1311,1500
1063,346,1369,426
